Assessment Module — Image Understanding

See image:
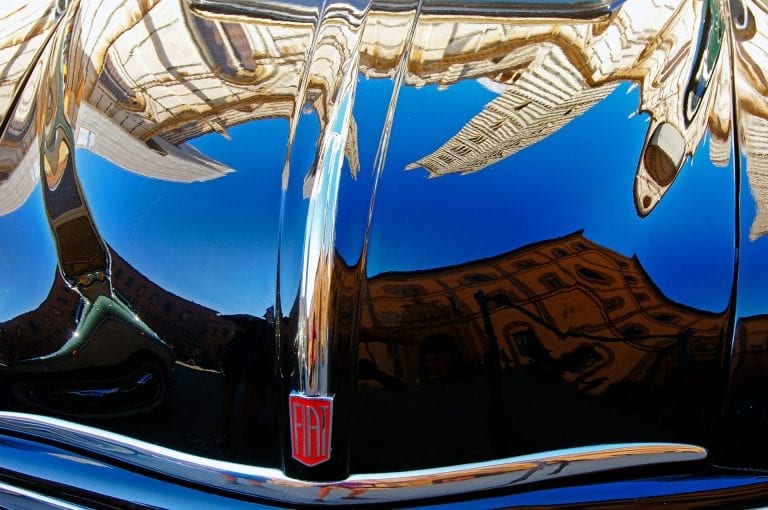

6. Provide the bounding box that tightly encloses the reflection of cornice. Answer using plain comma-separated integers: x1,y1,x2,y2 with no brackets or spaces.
77,103,233,182
141,94,297,144
189,0,625,22
188,0,359,25
419,0,625,18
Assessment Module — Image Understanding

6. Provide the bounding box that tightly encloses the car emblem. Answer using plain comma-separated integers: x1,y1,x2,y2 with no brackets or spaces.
289,393,333,466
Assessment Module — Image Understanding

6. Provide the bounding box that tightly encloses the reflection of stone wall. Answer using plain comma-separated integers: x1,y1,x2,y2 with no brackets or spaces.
402,0,731,221
361,232,723,395
0,250,236,369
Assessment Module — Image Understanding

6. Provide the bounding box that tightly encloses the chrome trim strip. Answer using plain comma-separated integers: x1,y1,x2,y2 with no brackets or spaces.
189,0,628,21
0,481,90,510
0,412,706,505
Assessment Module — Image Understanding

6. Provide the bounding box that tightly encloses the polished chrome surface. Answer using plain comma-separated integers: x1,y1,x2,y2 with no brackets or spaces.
0,481,89,510
0,412,705,505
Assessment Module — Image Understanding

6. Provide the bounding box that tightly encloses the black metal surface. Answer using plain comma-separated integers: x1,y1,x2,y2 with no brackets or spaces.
0,0,764,496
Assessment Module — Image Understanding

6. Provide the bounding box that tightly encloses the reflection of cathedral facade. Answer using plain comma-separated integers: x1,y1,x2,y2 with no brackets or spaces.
0,251,235,370
360,232,724,396
0,0,762,220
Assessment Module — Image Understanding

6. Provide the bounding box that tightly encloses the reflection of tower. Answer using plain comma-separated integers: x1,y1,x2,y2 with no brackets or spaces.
401,0,731,217
406,44,616,176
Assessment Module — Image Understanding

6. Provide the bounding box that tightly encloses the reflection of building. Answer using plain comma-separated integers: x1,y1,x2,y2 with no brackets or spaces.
0,0,748,218
733,0,768,240
0,250,237,369
360,232,723,396
0,0,764,239
402,0,731,218
0,0,57,125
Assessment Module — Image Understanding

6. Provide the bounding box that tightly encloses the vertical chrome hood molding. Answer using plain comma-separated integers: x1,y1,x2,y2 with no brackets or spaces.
0,412,706,505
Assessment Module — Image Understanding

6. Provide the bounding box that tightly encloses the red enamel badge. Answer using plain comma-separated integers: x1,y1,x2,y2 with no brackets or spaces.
289,393,333,466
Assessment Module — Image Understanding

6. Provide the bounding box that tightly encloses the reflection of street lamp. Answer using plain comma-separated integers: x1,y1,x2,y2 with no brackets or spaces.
473,290,505,454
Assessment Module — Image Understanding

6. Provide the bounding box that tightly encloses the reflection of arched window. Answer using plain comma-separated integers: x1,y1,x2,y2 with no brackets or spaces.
461,273,493,285
622,324,648,338
625,274,638,285
601,296,625,312
633,292,649,303
188,14,276,85
576,266,614,285
511,327,536,357
100,54,146,112
487,289,515,309
514,260,537,270
572,242,588,252
400,286,425,297
653,313,679,323
552,248,568,258
382,284,425,298
540,272,566,291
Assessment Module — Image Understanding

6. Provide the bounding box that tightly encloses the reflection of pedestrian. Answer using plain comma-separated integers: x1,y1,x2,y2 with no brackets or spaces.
500,350,512,371
218,315,273,447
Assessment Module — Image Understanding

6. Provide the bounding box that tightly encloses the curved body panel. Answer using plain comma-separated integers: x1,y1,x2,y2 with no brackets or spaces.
0,0,764,506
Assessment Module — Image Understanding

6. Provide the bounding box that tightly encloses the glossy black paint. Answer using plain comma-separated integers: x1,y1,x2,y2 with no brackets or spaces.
0,0,765,502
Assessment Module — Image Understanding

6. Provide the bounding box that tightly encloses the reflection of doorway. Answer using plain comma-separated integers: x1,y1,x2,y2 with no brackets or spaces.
418,334,465,383
503,322,540,366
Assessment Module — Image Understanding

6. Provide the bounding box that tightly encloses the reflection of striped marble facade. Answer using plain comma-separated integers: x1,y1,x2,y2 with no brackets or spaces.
405,43,617,176
0,0,766,228
405,0,730,192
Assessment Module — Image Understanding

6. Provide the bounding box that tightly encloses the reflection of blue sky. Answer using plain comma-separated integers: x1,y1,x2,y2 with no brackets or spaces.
76,120,287,316
366,80,735,312
737,154,768,318
0,186,58,321
1,76,739,320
